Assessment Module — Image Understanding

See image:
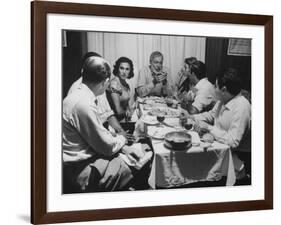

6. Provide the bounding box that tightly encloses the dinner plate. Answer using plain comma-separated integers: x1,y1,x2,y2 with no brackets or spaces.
144,96,166,103
147,107,181,118
147,126,175,139
141,115,159,125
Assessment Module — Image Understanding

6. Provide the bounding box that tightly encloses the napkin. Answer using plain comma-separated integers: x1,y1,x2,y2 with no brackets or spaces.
120,143,153,170
187,131,201,146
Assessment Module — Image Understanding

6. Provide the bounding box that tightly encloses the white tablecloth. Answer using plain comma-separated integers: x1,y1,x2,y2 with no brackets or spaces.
134,97,237,189
148,139,236,188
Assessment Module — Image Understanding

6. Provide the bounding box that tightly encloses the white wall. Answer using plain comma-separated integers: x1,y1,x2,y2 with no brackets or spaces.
87,32,206,86
0,0,280,225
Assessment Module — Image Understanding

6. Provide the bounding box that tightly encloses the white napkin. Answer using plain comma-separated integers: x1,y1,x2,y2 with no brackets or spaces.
120,143,153,170
187,131,201,146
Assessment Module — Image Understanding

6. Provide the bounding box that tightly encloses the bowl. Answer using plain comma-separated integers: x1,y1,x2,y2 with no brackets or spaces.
164,131,192,151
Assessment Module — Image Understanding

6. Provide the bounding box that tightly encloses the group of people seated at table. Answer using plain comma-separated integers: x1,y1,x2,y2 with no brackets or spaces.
62,50,251,193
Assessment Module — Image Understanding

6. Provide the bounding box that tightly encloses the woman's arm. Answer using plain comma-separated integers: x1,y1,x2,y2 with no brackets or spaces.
107,115,125,133
110,92,126,120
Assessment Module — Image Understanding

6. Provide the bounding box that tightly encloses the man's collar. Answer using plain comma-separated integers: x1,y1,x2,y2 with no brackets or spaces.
194,77,207,88
80,83,98,104
224,93,241,110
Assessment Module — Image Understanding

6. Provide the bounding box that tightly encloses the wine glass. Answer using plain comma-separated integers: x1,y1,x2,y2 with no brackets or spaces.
179,111,193,130
156,115,165,123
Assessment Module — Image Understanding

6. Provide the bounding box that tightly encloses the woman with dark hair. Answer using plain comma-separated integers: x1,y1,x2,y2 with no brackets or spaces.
107,57,135,121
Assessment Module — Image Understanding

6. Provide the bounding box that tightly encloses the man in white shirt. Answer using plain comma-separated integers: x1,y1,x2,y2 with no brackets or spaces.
136,51,174,97
181,60,216,114
63,56,144,193
67,52,128,138
182,68,251,178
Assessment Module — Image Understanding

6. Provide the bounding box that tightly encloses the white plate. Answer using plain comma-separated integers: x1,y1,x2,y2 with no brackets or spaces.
147,126,176,139
147,107,181,117
141,115,159,125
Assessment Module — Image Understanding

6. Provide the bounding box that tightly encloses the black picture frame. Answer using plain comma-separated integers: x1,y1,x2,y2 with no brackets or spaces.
31,1,273,224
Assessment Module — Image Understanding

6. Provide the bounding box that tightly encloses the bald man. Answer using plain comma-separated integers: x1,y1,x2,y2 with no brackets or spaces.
63,56,144,193
67,52,128,139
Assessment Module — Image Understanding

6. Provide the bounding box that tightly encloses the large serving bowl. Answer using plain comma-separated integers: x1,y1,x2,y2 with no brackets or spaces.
164,131,192,151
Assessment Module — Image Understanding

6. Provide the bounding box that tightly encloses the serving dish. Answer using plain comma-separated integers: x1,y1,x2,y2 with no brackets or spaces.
164,131,192,151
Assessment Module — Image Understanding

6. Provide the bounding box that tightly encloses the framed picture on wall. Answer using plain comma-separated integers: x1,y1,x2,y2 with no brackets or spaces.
31,1,273,224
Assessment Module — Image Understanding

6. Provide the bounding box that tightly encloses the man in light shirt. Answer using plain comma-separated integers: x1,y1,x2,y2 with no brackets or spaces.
136,51,174,97
181,60,216,114
63,56,144,193
68,52,128,138
182,68,251,178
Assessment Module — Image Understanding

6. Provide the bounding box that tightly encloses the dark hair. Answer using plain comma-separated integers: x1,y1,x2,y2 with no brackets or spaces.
113,57,134,79
82,56,111,83
149,51,163,63
216,68,242,96
184,57,197,66
189,60,206,80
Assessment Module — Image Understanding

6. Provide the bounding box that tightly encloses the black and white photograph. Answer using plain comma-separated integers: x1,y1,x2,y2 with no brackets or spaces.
62,30,252,194
29,1,274,224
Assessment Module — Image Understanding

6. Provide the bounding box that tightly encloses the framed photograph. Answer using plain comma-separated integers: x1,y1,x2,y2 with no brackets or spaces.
31,1,273,224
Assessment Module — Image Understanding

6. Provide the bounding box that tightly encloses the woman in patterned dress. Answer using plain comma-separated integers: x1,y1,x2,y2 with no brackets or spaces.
107,57,135,122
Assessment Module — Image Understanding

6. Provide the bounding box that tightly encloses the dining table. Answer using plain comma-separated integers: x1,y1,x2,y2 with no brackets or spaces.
131,96,237,189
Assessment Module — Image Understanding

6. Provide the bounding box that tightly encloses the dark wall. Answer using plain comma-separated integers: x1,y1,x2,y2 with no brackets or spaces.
205,37,251,91
62,31,87,98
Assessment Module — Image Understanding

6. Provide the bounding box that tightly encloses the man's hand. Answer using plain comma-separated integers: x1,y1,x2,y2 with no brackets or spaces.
155,71,167,83
117,130,136,145
180,100,190,110
193,121,210,136
179,110,195,127
125,108,133,122
125,133,136,145
117,129,127,138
